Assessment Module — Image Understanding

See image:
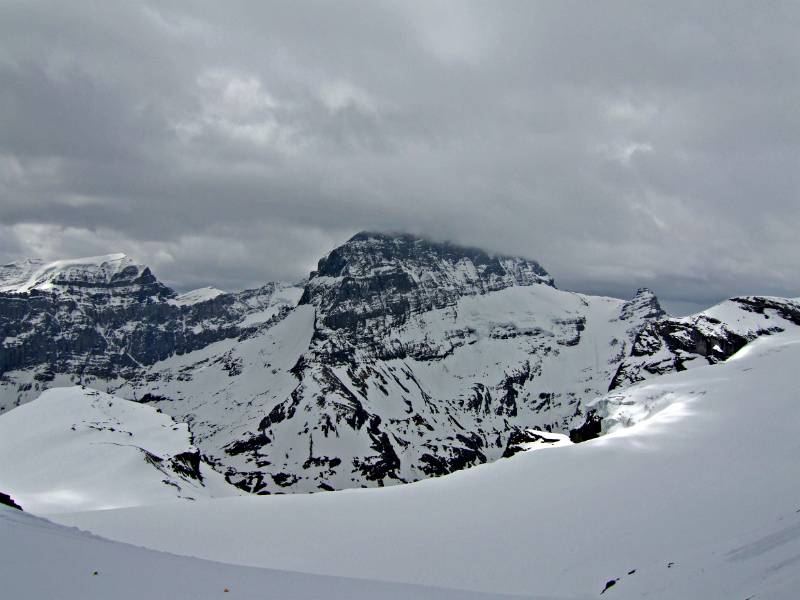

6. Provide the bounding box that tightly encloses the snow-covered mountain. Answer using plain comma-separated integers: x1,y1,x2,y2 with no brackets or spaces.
107,233,670,493
0,253,158,295
0,253,303,410
609,295,800,390
1,232,798,495
3,231,800,599
51,330,800,599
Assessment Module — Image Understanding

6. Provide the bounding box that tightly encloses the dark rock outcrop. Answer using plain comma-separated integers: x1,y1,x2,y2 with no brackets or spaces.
569,410,603,443
0,491,22,510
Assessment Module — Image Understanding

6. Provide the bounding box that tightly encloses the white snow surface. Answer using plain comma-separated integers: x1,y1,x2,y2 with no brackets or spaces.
237,283,304,325
0,387,239,513
51,331,800,598
1,508,541,600
0,253,138,293
689,296,796,337
167,286,226,306
513,429,573,452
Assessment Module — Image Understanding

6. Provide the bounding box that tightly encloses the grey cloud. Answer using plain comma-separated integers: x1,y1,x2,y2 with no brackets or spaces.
0,0,798,314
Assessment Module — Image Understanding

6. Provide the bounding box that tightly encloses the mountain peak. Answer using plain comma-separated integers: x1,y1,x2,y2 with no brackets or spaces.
313,231,553,282
619,287,666,321
301,231,555,336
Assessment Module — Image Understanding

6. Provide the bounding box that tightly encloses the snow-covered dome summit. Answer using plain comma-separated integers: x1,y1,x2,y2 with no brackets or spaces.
0,253,152,295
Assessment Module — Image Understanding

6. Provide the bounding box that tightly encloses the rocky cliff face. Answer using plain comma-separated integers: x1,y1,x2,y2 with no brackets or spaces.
2,234,797,495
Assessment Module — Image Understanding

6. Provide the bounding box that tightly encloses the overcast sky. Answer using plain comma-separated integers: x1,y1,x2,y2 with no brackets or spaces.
1,1,798,314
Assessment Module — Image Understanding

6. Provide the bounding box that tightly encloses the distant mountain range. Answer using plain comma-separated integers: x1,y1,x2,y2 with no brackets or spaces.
1,232,798,495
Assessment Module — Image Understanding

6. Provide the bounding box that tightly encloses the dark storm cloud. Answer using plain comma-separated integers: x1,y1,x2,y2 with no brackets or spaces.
0,0,798,313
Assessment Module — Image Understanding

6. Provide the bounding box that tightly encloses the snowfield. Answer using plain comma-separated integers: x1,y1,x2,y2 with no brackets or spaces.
45,331,800,599
167,286,226,306
0,387,240,513
1,508,542,600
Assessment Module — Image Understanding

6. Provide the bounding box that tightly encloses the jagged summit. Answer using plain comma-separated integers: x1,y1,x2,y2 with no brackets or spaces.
619,287,666,321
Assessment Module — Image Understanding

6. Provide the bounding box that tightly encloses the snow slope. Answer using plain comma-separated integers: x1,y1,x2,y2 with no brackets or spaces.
54,331,800,598
167,286,226,306
1,508,542,600
0,387,240,513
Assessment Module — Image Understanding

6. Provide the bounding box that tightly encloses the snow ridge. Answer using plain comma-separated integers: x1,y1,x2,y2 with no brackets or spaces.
168,287,227,307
